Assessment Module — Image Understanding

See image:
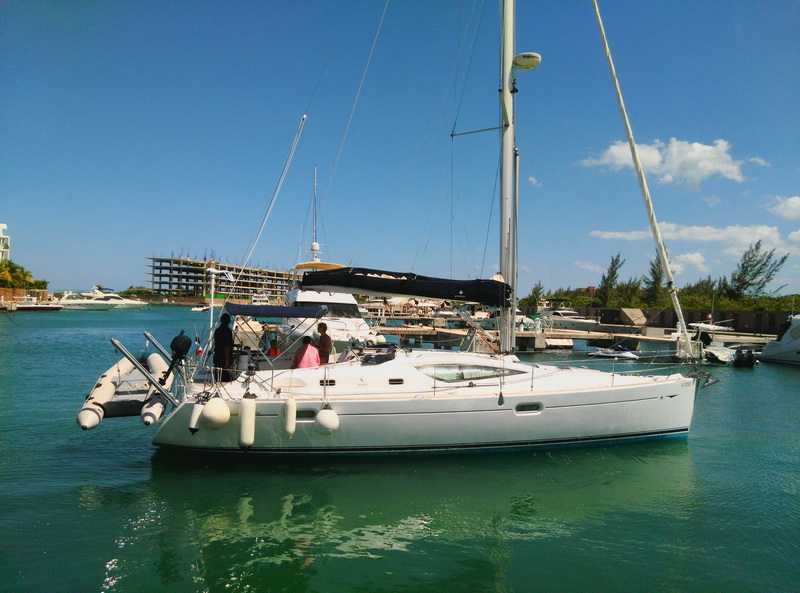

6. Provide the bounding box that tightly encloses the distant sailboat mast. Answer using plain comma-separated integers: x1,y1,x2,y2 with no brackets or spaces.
311,165,320,263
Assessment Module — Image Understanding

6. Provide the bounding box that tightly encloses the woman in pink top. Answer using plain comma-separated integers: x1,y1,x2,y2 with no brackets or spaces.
292,336,321,369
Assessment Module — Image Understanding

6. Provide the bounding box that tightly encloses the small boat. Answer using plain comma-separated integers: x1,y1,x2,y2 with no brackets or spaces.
13,296,63,312
588,344,640,360
541,308,599,331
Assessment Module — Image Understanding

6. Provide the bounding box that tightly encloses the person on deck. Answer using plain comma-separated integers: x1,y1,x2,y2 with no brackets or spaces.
267,339,280,358
317,322,332,365
213,313,234,381
292,336,320,369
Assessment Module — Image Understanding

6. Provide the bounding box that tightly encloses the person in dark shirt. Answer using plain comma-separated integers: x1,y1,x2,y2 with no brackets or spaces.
317,322,332,364
213,313,234,381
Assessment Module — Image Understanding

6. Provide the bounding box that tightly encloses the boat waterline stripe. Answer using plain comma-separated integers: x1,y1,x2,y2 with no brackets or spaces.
158,427,689,454
245,394,672,417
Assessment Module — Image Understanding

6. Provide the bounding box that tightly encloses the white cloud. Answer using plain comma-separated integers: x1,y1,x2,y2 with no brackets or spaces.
590,221,791,256
789,230,800,242
527,176,542,187
671,252,708,275
574,260,604,273
769,196,800,220
703,195,721,207
582,138,745,186
748,156,770,167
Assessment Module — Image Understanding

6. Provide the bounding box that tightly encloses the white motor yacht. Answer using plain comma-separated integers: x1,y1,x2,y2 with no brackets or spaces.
541,308,599,331
280,287,383,353
81,286,148,309
759,315,800,365
58,291,116,310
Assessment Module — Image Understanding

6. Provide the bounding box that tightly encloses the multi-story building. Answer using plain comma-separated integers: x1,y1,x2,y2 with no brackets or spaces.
0,224,10,262
148,257,293,301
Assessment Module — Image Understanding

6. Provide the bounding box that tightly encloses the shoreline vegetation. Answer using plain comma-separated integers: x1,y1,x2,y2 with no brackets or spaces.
0,260,48,290
520,241,797,314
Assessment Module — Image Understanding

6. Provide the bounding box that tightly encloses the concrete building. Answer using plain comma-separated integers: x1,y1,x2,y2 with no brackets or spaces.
148,256,293,301
0,224,10,262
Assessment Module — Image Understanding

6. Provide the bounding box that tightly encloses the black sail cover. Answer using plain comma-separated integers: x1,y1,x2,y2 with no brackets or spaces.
300,267,511,308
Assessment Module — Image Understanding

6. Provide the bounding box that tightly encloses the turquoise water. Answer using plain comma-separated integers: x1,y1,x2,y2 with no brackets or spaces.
1,308,798,592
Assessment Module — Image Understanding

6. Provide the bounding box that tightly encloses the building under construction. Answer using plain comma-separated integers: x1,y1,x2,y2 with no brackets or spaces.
148,257,293,301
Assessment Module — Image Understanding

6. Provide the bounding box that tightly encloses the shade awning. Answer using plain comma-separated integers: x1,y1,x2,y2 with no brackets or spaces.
301,267,511,307
224,303,326,318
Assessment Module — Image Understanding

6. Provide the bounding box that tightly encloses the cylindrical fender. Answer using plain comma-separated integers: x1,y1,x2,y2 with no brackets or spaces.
188,402,204,434
285,396,297,438
239,393,257,449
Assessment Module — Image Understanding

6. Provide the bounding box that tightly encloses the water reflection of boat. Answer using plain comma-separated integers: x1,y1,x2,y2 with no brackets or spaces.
90,443,695,591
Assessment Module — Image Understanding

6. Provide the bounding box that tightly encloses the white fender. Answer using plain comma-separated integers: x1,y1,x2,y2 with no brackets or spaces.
188,402,204,434
201,397,231,429
316,408,340,432
285,396,297,438
239,394,257,449
76,357,135,430
141,353,173,426
140,397,165,426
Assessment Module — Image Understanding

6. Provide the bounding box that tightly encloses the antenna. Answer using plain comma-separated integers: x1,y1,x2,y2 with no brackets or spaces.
311,166,320,262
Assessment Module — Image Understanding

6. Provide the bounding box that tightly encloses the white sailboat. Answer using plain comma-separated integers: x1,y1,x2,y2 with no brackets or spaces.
78,0,701,453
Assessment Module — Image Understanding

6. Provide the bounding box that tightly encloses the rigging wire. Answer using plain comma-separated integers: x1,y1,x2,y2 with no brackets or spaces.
325,0,391,201
450,0,487,135
225,114,308,304
479,153,501,277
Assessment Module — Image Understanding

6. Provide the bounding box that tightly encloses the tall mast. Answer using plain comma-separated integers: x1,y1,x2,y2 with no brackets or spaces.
311,166,320,262
499,0,516,352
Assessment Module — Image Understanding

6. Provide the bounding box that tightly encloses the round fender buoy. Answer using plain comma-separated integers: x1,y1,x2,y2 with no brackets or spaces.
316,408,340,432
201,397,231,429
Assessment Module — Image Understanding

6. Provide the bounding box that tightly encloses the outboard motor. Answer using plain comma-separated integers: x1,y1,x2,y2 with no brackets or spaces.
732,347,756,368
162,331,192,384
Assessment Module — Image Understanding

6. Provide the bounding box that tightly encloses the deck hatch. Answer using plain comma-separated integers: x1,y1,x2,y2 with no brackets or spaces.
388,378,404,385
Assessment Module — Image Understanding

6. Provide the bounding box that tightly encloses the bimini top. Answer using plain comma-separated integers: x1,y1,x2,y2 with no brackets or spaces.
301,267,511,308
223,303,327,318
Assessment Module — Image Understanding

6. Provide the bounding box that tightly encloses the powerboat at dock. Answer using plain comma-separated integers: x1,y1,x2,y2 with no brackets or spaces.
759,315,800,366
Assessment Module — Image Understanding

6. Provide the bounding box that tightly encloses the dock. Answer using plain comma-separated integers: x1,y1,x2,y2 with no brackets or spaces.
375,324,775,351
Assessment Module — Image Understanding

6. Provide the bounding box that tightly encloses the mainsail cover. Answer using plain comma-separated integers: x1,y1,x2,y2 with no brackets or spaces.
300,267,511,307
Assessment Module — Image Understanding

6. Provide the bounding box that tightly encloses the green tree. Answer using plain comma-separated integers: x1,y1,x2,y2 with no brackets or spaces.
725,240,789,298
596,253,625,307
518,282,544,314
616,277,642,307
642,254,665,306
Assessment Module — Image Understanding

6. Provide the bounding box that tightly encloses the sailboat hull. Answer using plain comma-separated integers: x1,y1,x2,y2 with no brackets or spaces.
153,378,695,454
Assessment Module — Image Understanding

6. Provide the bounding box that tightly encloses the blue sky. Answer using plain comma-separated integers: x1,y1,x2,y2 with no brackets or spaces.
2,0,799,295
